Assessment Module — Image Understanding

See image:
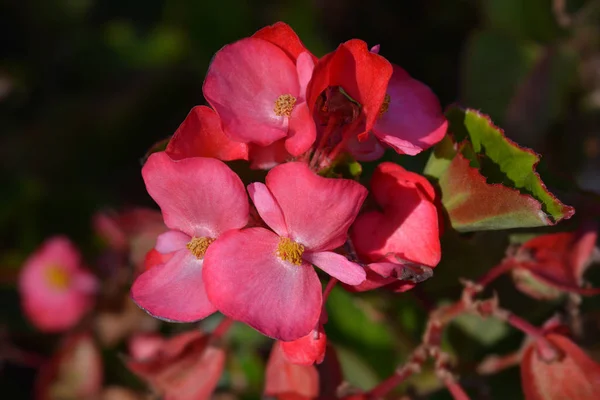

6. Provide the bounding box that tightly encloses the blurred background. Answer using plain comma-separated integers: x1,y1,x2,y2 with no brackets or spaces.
2,0,600,399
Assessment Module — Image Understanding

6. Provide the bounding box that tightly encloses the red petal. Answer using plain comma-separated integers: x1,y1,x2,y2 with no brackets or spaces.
281,326,327,366
521,334,600,400
265,342,319,398
203,228,322,341
285,102,317,156
351,163,441,267
306,40,393,137
131,249,217,322
252,22,317,63
265,162,368,251
203,37,299,146
372,65,447,155
248,139,291,170
247,182,288,236
165,106,248,162
142,152,249,238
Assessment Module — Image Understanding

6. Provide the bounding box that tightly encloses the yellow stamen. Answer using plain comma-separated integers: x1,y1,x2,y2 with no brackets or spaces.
45,265,71,289
186,237,215,259
378,93,391,118
274,94,297,117
276,237,305,266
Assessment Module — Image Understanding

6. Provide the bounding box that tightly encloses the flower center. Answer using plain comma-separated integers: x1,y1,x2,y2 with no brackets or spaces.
378,94,391,117
45,265,71,290
276,237,305,266
274,94,297,117
186,237,215,259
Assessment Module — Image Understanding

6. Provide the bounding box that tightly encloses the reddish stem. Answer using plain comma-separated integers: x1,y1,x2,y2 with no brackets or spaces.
323,278,338,303
476,260,516,288
310,116,339,170
443,378,471,400
212,316,234,340
367,365,418,399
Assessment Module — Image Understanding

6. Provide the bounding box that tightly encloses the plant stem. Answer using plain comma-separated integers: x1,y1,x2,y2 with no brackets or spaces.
212,316,234,340
443,378,471,400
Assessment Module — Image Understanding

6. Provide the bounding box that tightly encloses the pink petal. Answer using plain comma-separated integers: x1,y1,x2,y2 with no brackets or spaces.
296,52,315,101
247,182,288,236
281,326,327,365
346,131,386,161
155,230,190,254
285,102,317,156
203,228,322,341
265,342,319,398
142,152,249,238
303,251,366,285
203,37,300,146
372,65,447,155
165,105,248,161
248,140,291,170
265,162,368,251
131,249,216,322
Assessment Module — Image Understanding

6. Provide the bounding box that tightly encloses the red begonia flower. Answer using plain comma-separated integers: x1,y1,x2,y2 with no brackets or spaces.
264,342,319,400
204,162,367,340
346,132,386,161
371,64,447,155
510,226,600,298
35,333,103,400
203,34,316,156
521,333,600,400
281,325,327,365
253,21,318,64
126,331,225,400
306,40,393,139
350,163,440,291
19,237,98,332
131,152,249,322
248,140,291,170
165,105,248,162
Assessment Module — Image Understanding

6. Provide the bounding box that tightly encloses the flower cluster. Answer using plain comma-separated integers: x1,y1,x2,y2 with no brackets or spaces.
130,22,445,342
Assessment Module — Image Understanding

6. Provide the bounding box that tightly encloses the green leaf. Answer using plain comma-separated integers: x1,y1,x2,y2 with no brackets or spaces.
425,107,574,231
452,313,511,346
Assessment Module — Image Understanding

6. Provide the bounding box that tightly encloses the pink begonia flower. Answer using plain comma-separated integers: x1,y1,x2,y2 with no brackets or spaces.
165,105,248,162
203,24,317,157
264,342,319,400
19,237,98,332
35,333,103,400
350,163,441,291
131,152,249,322
126,331,226,400
203,162,367,341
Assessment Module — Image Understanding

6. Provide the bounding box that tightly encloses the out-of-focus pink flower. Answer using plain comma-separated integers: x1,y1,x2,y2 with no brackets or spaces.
93,207,168,271
264,342,319,400
131,152,249,322
510,225,600,299
204,162,367,341
35,333,103,400
281,325,327,365
19,237,98,332
521,333,600,400
165,105,249,162
350,163,441,291
203,22,316,157
126,331,226,400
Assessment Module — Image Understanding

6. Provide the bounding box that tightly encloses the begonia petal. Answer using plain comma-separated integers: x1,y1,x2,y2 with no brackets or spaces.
203,228,322,341
303,251,366,285
142,152,248,238
203,37,300,146
372,65,447,155
252,22,317,63
265,162,368,251
165,106,248,161
131,249,216,322
155,230,190,254
285,102,317,156
247,183,288,236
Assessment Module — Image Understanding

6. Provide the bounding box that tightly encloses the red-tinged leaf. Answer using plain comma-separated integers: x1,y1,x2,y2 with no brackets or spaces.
36,333,103,400
264,342,319,400
425,107,574,231
510,226,600,299
521,334,600,400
